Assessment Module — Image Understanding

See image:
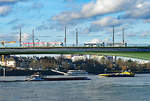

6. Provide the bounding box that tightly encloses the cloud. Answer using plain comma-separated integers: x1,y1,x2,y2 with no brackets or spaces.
81,0,136,18
36,24,49,31
0,5,11,15
0,0,17,5
0,32,30,42
78,16,136,35
84,17,128,33
51,11,81,25
0,34,15,41
56,35,63,38
28,2,43,11
127,33,137,37
92,17,123,27
51,0,150,28
121,1,150,20
140,30,150,37
79,27,91,34
50,0,145,34
7,18,19,24
0,0,29,6
16,33,30,42
11,23,26,30
0,0,30,16
51,0,138,24
144,19,150,23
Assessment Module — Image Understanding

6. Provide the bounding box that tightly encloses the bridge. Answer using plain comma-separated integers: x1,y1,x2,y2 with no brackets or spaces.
0,47,150,54
0,47,150,60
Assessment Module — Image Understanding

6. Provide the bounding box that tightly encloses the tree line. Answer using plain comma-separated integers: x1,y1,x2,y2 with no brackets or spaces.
28,56,150,74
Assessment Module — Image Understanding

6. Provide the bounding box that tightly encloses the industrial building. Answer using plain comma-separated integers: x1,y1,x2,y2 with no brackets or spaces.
84,39,105,47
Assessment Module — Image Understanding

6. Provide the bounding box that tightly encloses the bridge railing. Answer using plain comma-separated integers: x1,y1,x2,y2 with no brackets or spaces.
1,43,150,48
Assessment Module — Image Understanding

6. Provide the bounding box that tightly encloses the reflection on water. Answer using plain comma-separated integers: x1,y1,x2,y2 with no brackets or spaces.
0,74,150,101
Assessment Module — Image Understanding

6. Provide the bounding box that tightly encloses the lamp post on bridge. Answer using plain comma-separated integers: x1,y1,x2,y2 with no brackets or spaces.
113,26,115,47
64,26,67,47
19,27,22,47
32,29,35,47
76,28,78,46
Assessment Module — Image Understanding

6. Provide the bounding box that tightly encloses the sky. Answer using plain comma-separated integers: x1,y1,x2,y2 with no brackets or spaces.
1,0,150,47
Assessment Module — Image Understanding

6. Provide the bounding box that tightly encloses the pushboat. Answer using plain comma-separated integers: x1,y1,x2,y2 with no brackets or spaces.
99,71,135,77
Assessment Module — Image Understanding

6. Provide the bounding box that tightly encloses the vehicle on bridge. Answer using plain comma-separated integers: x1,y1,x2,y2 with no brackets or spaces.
22,42,63,47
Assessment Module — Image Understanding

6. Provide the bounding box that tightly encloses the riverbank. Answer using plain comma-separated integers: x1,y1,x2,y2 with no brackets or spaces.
1,69,150,76
0,69,62,76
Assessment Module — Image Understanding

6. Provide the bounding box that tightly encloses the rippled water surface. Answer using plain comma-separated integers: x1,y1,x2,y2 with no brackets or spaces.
0,74,150,101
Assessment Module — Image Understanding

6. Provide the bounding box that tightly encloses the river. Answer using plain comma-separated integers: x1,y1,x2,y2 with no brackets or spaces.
0,74,150,101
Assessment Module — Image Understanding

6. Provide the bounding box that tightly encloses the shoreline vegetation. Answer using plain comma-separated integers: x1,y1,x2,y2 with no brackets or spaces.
0,70,150,76
1,54,150,76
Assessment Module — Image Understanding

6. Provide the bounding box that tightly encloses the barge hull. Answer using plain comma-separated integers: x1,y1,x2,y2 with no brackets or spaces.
43,77,90,81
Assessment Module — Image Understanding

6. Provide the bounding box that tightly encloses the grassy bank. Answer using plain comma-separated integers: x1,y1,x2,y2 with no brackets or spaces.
1,51,150,60
55,51,150,60
86,52,150,60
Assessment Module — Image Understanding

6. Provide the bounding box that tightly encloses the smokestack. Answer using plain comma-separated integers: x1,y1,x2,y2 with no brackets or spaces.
32,29,35,47
19,27,22,47
122,28,125,45
64,27,66,46
113,26,115,47
76,28,78,46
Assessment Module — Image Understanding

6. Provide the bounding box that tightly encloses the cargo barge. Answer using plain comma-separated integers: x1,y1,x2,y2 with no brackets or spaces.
99,71,135,77
25,72,90,81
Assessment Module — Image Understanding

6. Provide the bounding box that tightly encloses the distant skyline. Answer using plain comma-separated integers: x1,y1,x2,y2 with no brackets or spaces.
0,0,150,46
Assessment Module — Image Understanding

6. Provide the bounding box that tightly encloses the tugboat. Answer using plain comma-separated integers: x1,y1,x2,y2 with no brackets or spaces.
25,72,45,81
99,71,135,77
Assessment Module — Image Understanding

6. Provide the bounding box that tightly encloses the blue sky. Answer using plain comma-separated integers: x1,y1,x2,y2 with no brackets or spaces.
0,0,150,47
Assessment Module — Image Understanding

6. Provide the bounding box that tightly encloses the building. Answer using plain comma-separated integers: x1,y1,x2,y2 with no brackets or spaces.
84,39,105,47
72,56,87,62
90,55,105,62
0,57,16,67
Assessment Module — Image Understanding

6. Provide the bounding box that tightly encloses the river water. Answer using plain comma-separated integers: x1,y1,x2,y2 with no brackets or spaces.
0,74,150,101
